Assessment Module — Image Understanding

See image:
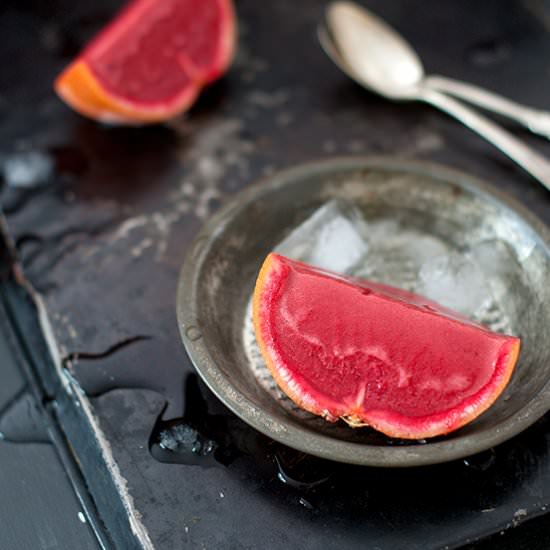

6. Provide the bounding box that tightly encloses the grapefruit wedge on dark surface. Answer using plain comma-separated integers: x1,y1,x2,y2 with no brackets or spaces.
55,0,236,124
253,253,521,440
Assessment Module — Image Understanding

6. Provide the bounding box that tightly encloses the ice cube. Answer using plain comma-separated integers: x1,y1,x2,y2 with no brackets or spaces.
158,423,216,456
275,200,369,274
469,239,517,278
416,252,491,317
352,220,449,290
468,239,521,311
364,219,449,264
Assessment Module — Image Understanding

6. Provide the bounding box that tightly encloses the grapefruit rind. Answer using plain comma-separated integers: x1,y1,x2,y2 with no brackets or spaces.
203,0,237,83
341,338,519,439
55,61,201,125
253,253,521,440
54,0,236,124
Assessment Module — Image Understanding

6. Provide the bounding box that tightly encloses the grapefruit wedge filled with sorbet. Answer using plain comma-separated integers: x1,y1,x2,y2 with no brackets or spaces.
55,0,236,124
253,254,520,440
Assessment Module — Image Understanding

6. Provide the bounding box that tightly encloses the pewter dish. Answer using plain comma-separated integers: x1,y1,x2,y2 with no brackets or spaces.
177,157,550,467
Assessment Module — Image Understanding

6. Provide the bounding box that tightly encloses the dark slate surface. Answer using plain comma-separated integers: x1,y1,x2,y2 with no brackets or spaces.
0,298,99,549
0,329,25,409
0,441,98,550
3,0,550,548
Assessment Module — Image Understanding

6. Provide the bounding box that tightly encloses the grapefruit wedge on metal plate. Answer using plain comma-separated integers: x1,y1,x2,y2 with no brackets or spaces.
253,253,520,440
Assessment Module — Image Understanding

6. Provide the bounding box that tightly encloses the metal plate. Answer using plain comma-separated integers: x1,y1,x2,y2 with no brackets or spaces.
177,157,550,467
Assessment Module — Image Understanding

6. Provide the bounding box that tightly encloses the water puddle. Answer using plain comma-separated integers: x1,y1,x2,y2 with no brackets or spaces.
0,390,50,444
463,449,497,472
273,447,331,490
149,373,269,468
0,145,88,220
63,336,157,396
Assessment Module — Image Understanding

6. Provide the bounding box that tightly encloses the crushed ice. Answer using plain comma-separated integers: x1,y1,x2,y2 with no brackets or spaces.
158,424,216,456
272,199,519,324
416,252,490,317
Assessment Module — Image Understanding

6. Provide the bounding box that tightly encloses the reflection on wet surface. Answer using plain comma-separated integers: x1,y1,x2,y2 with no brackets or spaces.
0,390,50,444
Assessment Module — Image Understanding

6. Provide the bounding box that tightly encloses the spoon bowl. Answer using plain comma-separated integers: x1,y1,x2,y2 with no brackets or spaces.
325,1,424,99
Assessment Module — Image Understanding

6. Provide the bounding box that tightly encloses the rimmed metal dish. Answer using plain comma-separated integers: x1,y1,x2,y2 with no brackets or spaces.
177,157,550,467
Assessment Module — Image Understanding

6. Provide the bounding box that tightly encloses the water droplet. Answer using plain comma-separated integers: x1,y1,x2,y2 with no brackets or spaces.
273,449,330,490
299,497,315,510
463,448,496,471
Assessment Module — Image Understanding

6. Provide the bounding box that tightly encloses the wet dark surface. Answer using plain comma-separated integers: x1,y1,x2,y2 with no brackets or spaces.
0,269,100,549
3,0,550,548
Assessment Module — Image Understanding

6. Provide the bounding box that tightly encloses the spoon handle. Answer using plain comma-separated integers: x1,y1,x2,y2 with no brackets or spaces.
419,88,550,190
425,75,550,140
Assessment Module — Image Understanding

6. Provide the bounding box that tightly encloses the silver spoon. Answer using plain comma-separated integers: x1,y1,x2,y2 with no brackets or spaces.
320,1,550,189
323,2,550,139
